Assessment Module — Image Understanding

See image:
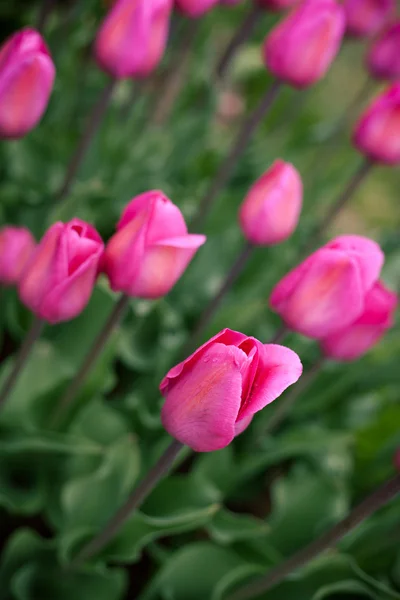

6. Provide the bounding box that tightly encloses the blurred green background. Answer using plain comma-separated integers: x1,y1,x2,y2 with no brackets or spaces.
0,1,399,598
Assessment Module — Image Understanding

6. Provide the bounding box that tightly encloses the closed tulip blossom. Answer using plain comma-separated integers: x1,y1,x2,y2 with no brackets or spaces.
239,160,302,245
367,22,400,81
270,235,384,339
0,28,55,139
353,83,400,166
343,0,394,38
263,0,345,88
19,219,104,324
176,0,219,16
95,0,173,79
321,281,397,361
160,329,302,451
0,226,36,286
103,191,206,299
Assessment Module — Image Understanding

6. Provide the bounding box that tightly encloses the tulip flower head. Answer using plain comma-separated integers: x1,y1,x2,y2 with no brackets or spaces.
263,0,346,88
239,160,302,245
95,0,173,79
321,281,397,361
0,28,55,139
0,226,36,286
353,83,400,166
160,328,302,451
175,0,220,16
367,22,400,81
270,235,384,339
103,190,206,299
343,0,395,38
19,219,104,324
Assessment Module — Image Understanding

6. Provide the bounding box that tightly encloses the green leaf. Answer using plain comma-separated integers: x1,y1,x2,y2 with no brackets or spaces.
208,509,269,545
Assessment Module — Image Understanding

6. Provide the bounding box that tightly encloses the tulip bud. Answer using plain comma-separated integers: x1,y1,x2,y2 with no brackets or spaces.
160,328,302,451
103,190,206,299
343,0,394,38
270,235,384,339
0,226,36,286
94,0,173,79
263,0,345,88
19,219,104,324
239,160,302,246
320,281,397,361
256,0,300,11
353,83,400,166
0,28,55,139
366,22,400,81
175,0,219,16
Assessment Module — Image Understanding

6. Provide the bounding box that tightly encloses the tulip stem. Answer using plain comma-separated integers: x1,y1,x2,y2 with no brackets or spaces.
69,439,184,568
182,242,254,357
268,324,288,345
0,317,44,409
331,77,376,139
192,79,282,230
50,294,130,427
57,78,116,202
227,473,400,600
216,4,262,80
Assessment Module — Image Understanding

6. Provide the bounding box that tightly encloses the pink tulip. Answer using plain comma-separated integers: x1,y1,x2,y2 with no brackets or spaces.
263,0,345,88
321,281,397,361
175,0,219,17
103,190,206,299
95,0,173,79
160,328,302,451
353,83,400,166
367,22,400,81
0,28,55,139
0,226,36,286
270,235,384,339
239,160,302,246
343,0,395,38
19,219,104,324
256,0,300,10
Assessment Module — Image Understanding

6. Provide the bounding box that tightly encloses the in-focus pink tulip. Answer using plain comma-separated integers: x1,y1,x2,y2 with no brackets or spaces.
95,0,173,79
263,0,345,88
103,190,206,299
270,235,384,339
239,159,302,245
353,83,400,166
0,28,55,139
160,328,302,451
343,0,394,38
256,0,300,11
321,281,397,361
19,219,104,324
176,0,220,16
367,22,400,81
0,226,36,286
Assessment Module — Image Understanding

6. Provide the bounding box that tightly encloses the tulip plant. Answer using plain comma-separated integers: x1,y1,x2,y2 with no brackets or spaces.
0,0,399,599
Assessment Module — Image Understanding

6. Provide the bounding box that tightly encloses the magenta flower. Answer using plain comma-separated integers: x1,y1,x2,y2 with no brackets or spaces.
0,28,55,139
160,328,302,452
0,226,36,286
343,0,395,38
270,235,384,339
353,83,400,166
19,219,104,324
103,190,206,299
367,21,400,81
321,281,397,361
239,159,303,245
263,0,345,88
175,0,220,16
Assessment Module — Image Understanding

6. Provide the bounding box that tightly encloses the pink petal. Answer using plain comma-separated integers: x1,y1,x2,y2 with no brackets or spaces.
270,254,314,313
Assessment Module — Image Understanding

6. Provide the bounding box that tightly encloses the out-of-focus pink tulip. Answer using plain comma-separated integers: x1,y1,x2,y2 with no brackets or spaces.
367,22,400,81
95,0,173,79
160,328,302,451
19,219,104,324
0,28,55,139
256,0,300,10
263,0,345,88
103,190,206,299
321,281,397,361
175,0,219,17
239,160,302,246
353,83,400,166
0,226,36,286
270,235,384,339
343,0,395,38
